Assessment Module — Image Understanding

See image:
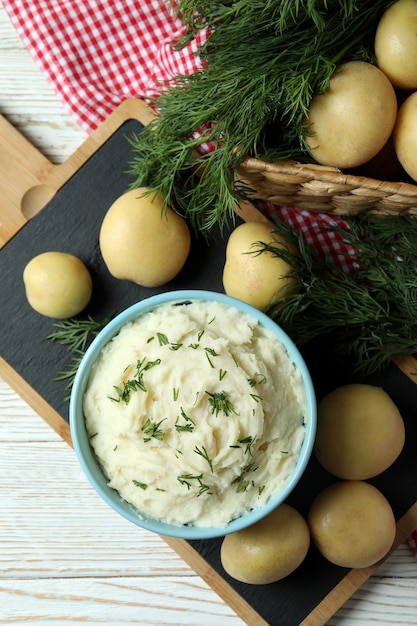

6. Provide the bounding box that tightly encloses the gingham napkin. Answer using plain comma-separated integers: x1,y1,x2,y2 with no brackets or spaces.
2,0,357,270
3,0,416,555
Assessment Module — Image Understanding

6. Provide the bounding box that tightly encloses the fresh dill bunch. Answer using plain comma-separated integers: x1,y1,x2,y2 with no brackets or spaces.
260,213,417,376
128,0,391,234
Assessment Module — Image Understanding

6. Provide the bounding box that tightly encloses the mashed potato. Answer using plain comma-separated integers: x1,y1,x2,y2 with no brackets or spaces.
83,299,307,528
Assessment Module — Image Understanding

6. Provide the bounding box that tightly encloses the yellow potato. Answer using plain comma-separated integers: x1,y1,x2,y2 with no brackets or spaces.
222,221,297,310
304,61,397,168
99,188,191,287
308,481,396,569
23,251,92,319
375,0,417,90
314,384,405,480
393,91,417,182
220,504,310,584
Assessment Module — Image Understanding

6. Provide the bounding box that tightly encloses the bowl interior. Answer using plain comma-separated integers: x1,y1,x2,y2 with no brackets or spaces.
70,289,316,539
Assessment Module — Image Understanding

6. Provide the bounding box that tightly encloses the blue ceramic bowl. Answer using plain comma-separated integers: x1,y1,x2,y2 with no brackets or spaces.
70,290,316,539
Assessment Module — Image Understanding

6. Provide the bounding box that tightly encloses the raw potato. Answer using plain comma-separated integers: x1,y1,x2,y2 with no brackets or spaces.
222,221,296,310
220,504,310,584
23,251,92,319
304,61,397,168
393,92,417,182
99,188,191,287
375,0,417,90
314,384,405,480
308,481,396,569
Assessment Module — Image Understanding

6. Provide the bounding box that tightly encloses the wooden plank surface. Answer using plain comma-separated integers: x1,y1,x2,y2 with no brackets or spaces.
1,6,417,625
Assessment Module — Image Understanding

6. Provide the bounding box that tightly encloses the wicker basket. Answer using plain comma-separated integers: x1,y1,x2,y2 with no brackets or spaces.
237,157,417,216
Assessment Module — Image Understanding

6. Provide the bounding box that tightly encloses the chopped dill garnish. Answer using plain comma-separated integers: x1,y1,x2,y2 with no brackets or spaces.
204,347,219,367
132,480,148,490
238,435,256,456
157,332,169,345
205,390,238,416
248,374,267,387
219,369,227,381
177,473,212,496
109,357,161,403
194,445,214,472
232,462,256,493
142,418,167,442
175,406,195,432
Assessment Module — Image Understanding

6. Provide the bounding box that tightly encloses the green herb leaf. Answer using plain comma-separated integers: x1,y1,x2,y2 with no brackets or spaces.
127,1,386,234
205,390,238,416
264,213,417,376
132,480,148,490
142,418,167,442
109,357,161,403
194,445,214,472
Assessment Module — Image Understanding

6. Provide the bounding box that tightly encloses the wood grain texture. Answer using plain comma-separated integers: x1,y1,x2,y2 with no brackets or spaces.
1,5,417,625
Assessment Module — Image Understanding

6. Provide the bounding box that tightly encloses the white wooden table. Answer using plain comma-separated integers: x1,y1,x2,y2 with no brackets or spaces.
1,6,416,624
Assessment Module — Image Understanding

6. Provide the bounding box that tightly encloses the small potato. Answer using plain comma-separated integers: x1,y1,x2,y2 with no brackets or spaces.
220,504,310,584
222,221,297,310
304,61,397,169
308,481,396,569
393,92,417,182
23,251,92,319
99,188,191,287
314,384,405,480
375,0,417,90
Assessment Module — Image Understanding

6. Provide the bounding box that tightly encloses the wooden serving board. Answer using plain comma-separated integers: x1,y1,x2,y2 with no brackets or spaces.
1,98,417,626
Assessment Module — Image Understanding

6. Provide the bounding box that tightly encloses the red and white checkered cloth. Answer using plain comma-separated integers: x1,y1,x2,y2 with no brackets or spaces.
2,0,416,555
2,0,356,271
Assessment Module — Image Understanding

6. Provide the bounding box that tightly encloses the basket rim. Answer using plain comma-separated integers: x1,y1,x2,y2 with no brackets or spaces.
238,156,417,197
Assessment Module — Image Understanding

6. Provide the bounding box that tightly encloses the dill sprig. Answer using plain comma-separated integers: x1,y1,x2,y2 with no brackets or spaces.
47,313,114,401
46,313,114,353
52,351,84,402
128,0,391,234
262,213,417,376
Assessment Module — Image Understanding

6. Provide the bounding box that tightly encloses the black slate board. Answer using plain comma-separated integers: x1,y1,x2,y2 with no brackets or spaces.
1,118,417,626
0,119,233,421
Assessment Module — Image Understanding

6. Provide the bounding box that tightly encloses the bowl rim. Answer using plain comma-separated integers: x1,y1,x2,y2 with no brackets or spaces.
70,289,316,539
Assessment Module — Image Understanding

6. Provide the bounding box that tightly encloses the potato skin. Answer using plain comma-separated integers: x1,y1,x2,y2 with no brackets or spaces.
23,251,92,319
220,504,310,584
393,92,417,182
375,0,417,90
222,221,296,310
99,188,191,287
308,481,396,569
314,384,405,480
304,61,397,168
